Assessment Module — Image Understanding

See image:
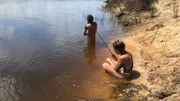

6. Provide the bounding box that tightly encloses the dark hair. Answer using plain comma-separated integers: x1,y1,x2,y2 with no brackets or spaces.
112,39,125,50
87,14,94,23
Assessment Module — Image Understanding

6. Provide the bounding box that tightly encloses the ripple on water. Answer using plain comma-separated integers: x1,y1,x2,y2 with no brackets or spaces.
0,74,25,101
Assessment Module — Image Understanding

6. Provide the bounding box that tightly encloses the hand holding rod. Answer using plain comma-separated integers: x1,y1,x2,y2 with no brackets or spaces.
81,13,118,61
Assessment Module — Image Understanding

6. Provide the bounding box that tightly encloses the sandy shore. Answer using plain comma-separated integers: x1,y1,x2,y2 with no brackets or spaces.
110,0,180,100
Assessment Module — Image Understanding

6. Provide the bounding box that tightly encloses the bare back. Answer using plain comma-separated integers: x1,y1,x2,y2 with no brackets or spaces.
119,52,133,73
84,22,97,44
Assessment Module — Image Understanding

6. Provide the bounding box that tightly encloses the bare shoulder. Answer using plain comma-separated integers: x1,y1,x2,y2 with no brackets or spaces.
128,52,133,59
85,24,89,27
93,22,97,26
119,56,126,62
128,51,133,56
120,54,132,62
120,54,128,59
84,24,90,29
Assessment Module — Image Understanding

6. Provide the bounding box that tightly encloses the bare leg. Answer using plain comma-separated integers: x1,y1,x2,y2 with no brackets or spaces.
102,62,123,79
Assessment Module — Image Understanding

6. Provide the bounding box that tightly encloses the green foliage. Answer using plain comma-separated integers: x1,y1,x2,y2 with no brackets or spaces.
105,0,157,12
146,0,152,9
104,0,109,4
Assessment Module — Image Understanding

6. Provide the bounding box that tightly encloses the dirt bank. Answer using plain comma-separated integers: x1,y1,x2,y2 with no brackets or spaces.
111,0,180,100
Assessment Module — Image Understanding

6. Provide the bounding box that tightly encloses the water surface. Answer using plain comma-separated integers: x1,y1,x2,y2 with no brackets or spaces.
0,0,123,101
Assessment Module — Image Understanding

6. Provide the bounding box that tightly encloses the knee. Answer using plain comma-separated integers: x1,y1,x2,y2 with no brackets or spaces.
102,63,108,70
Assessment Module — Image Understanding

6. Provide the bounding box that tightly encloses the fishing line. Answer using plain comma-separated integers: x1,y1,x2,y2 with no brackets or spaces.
81,13,113,55
58,7,115,55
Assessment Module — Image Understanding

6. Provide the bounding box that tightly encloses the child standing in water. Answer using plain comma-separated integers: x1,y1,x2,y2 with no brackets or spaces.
84,14,97,44
102,40,133,79
84,14,97,65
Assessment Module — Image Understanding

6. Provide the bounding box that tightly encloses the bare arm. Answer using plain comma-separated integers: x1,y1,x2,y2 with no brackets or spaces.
84,25,88,36
114,57,124,72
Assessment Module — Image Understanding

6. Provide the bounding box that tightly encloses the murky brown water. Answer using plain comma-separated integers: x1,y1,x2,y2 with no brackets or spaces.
0,0,142,101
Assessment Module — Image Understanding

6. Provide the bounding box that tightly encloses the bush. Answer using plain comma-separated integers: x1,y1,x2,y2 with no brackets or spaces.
104,0,109,3
105,0,158,12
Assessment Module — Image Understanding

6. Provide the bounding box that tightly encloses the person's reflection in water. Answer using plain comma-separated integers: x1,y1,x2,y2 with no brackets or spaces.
84,42,96,66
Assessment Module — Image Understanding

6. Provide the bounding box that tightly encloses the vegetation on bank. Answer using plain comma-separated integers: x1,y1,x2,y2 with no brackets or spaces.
104,0,158,26
104,0,179,26
104,0,157,12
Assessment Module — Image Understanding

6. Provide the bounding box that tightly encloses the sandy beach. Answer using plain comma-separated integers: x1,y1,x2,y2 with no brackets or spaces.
112,0,180,100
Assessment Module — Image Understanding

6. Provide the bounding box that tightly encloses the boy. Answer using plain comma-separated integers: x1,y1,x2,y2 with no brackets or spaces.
102,40,133,79
84,14,97,44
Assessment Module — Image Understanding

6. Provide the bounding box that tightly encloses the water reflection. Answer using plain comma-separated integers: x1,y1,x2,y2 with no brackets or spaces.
0,73,26,101
84,43,96,66
0,0,123,101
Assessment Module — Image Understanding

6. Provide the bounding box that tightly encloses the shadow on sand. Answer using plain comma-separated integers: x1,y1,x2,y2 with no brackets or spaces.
129,70,141,80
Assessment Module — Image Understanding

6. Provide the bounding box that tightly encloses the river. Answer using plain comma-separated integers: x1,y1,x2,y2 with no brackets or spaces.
0,0,127,101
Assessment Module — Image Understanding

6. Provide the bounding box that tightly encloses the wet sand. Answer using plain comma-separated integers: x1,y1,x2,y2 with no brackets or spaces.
107,0,180,100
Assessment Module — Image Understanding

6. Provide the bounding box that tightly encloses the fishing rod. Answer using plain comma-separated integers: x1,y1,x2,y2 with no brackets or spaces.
58,7,118,60
81,13,118,61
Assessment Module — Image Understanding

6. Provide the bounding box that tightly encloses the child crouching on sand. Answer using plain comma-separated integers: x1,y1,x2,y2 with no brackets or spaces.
102,39,133,79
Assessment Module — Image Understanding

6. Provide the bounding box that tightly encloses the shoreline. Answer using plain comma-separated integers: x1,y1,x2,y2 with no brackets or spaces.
106,0,180,100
